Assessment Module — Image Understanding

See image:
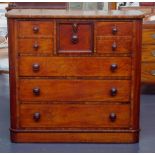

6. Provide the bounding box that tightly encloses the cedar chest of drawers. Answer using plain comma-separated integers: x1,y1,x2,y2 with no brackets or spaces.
6,9,144,143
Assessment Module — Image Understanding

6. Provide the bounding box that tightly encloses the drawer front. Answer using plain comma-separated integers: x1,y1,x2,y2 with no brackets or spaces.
142,45,155,62
96,22,133,36
19,57,131,77
18,39,53,54
19,79,130,102
18,21,54,38
57,22,93,53
143,29,155,44
19,104,130,128
142,63,155,83
96,37,132,53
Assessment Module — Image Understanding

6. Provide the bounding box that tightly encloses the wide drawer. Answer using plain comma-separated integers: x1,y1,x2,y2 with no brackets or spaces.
18,21,54,38
19,79,130,102
19,57,131,77
96,22,133,36
142,29,155,44
96,37,132,54
142,63,155,83
19,103,130,128
18,38,53,54
142,45,155,62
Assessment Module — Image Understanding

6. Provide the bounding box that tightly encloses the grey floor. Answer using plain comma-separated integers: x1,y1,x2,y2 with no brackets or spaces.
0,74,155,153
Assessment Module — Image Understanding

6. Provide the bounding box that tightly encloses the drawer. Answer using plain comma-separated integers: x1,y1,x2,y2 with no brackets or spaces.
18,21,54,38
18,38,53,54
142,45,155,62
96,37,132,54
19,57,131,77
142,63,155,83
57,21,93,54
143,29,155,44
96,22,133,36
19,103,130,128
19,79,130,102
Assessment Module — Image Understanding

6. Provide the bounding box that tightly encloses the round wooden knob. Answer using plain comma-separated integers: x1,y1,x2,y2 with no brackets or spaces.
33,43,39,49
33,112,41,121
109,112,117,122
33,87,40,96
71,34,79,44
112,42,117,51
33,26,39,33
32,63,40,71
112,27,117,35
111,64,118,71
111,88,117,96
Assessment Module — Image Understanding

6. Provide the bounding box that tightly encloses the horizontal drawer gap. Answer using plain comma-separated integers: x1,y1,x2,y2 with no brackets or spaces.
20,101,131,105
19,77,131,80
10,128,139,133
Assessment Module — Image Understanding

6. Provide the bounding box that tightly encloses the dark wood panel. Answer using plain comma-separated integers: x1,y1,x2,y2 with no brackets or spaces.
57,21,93,53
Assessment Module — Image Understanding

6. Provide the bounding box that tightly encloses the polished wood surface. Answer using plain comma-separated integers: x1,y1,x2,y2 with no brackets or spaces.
18,21,54,38
19,57,131,77
19,103,130,128
19,79,130,102
7,9,143,143
18,39,53,54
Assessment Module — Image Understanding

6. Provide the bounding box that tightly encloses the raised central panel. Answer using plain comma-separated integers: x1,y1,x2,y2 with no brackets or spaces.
57,21,94,54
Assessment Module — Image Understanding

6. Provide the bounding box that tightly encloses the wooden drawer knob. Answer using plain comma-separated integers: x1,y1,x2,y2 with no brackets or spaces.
71,34,79,44
112,42,117,51
32,63,40,71
111,64,118,71
112,26,118,35
33,43,39,49
33,87,40,96
33,112,41,121
33,26,39,33
111,88,117,96
109,112,117,122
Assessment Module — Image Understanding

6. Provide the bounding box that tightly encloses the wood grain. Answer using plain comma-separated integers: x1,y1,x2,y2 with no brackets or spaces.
19,57,131,77
96,22,133,36
19,79,131,102
18,38,53,54
19,103,130,128
18,20,54,38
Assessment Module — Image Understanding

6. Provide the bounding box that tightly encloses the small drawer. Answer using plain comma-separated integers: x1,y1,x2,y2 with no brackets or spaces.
96,22,133,36
19,103,130,128
57,21,93,54
142,45,155,62
19,57,131,77
142,63,155,83
18,38,53,54
96,37,132,54
18,21,54,38
19,79,130,102
143,29,155,44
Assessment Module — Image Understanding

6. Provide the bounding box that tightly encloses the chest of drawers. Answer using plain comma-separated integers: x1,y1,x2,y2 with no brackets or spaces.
6,9,144,143
141,17,155,83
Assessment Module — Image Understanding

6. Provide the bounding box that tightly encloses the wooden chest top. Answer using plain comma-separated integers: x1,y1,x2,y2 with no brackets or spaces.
6,9,144,19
